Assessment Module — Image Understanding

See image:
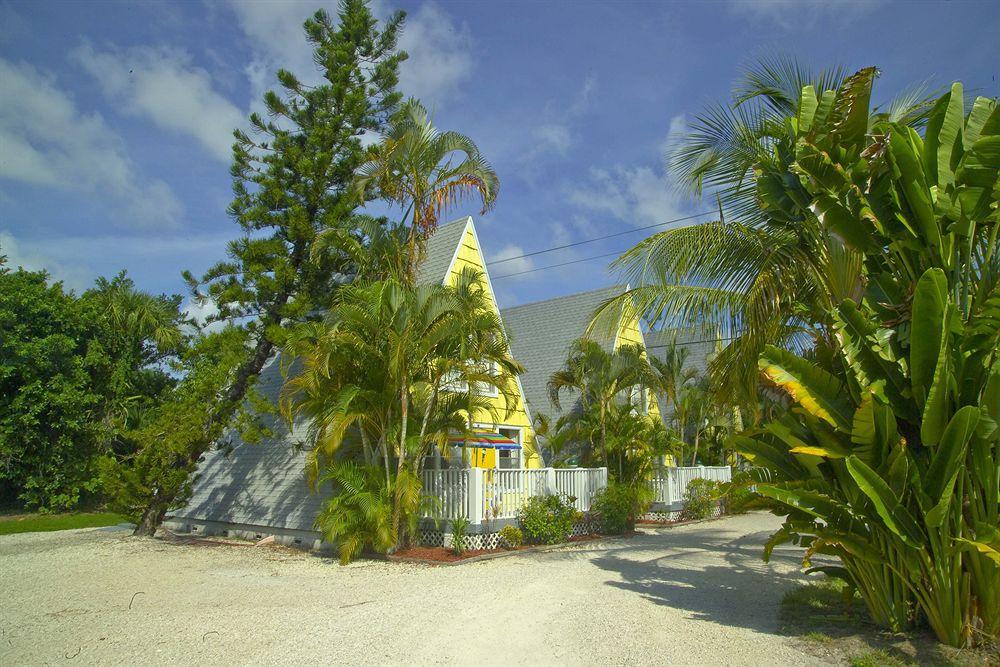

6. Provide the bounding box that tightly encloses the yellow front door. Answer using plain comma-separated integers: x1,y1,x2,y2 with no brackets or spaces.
470,447,496,468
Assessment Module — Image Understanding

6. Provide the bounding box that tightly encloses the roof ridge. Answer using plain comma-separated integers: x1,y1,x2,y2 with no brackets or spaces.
501,284,625,312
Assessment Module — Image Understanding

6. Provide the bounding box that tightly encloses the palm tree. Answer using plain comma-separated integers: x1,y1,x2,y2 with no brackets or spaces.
310,215,411,283
647,341,697,424
595,58,936,406
547,339,654,466
84,272,186,430
352,99,500,280
280,268,522,552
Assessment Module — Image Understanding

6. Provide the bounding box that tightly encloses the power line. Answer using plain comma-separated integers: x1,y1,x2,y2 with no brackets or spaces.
646,335,741,349
492,250,623,280
486,210,714,266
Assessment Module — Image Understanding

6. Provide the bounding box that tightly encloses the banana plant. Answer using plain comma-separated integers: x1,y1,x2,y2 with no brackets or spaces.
736,72,999,647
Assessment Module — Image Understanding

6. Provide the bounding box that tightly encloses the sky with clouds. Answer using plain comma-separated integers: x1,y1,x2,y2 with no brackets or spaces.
2,0,998,316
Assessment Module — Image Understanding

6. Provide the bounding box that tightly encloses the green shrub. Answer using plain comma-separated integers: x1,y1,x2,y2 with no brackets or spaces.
680,478,722,520
517,494,576,544
450,516,469,555
498,524,523,549
720,470,759,514
590,482,652,534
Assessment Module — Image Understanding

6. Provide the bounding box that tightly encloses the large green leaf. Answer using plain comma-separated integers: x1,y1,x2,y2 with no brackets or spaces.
963,96,997,145
755,484,861,534
923,82,965,189
923,406,979,526
846,455,924,548
813,196,872,251
732,434,806,481
955,523,1000,566
798,85,819,133
851,392,901,468
759,345,852,430
836,300,910,416
829,67,877,149
910,268,948,407
888,126,942,256
920,310,954,447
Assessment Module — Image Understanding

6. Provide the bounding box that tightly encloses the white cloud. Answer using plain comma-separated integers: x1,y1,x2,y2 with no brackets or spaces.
661,113,687,160
72,42,244,163
225,0,321,99
729,0,884,28
534,124,573,155
397,2,474,105
225,0,474,109
566,115,694,228
519,75,598,170
488,243,534,280
569,74,598,115
182,295,226,334
0,230,92,291
0,58,182,229
568,164,689,228
0,230,231,293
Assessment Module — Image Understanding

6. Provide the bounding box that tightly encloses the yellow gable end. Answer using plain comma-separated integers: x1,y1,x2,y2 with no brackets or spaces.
614,302,662,422
441,220,541,468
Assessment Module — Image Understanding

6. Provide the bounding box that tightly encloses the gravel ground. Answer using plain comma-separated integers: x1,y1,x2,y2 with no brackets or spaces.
1,512,834,666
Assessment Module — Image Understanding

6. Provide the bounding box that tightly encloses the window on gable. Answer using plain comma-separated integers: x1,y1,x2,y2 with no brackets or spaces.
441,359,500,397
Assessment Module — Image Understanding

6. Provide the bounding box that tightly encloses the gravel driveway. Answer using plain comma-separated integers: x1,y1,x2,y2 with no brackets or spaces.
1,512,833,665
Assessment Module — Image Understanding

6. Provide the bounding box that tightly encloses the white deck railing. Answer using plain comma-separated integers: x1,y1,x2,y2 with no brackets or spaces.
421,465,731,526
648,465,732,507
421,467,608,525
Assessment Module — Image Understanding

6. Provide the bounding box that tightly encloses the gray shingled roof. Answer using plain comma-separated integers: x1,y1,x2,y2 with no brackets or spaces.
172,355,325,532
500,285,624,424
645,328,715,422
171,218,472,534
415,217,468,285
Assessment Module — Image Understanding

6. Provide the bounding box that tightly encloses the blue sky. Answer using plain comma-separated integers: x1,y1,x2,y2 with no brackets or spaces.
2,0,998,321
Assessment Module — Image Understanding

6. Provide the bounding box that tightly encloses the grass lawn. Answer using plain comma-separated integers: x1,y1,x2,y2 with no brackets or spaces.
0,511,129,535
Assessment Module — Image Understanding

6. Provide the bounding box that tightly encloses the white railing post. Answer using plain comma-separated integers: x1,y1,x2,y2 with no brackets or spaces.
468,467,484,526
545,467,557,495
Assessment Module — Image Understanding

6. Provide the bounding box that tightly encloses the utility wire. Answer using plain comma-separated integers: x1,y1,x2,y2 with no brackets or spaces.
492,251,623,280
486,210,714,266
646,335,741,349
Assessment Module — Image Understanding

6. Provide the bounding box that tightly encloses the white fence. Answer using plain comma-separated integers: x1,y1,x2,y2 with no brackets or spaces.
648,465,732,507
421,467,608,526
422,465,732,526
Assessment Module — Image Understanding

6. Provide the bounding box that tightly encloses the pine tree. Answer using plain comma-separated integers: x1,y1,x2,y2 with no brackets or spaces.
128,0,406,535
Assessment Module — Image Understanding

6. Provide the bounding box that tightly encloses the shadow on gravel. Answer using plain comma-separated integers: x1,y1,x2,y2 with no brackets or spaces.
541,521,811,635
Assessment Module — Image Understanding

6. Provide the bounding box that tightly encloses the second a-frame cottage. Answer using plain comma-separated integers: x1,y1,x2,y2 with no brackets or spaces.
501,287,662,429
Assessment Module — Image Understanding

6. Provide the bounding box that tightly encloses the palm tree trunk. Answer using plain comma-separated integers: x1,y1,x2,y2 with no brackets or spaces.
600,402,608,470
360,429,373,466
416,384,439,476
691,410,702,466
398,384,409,476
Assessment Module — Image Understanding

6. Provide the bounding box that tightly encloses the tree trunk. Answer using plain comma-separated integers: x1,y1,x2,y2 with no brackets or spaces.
691,412,701,466
415,384,439,477
600,402,608,471
133,491,169,537
132,286,290,536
